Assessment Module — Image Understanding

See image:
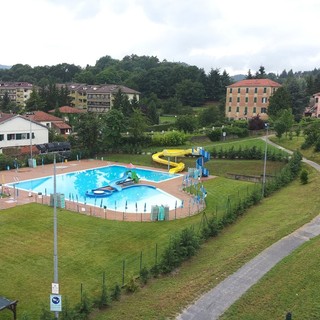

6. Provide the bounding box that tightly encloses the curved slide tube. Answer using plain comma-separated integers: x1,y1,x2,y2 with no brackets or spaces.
152,149,194,174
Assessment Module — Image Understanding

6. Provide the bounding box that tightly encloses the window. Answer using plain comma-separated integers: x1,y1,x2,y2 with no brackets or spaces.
229,97,232,102
229,88,232,93
0,134,3,141
253,107,256,113
245,97,248,103
7,134,14,140
228,106,231,112
246,88,249,93
237,97,240,103
254,88,258,93
237,88,240,93
262,97,267,103
263,87,267,93
316,97,319,103
236,107,239,112
261,107,267,113
244,107,248,115
254,97,257,103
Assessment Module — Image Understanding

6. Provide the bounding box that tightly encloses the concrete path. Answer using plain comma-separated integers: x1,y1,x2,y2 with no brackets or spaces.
177,138,320,320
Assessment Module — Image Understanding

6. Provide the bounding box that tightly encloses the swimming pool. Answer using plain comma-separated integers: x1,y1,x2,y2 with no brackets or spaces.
11,165,183,213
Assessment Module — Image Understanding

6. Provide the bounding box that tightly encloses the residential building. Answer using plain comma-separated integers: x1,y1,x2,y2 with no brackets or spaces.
225,79,281,120
57,83,140,112
0,113,48,150
0,82,33,109
48,105,85,125
304,92,320,118
24,111,72,135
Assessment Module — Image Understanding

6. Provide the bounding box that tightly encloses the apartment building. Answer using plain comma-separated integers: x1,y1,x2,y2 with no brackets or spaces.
0,82,33,108
225,79,281,120
58,83,140,112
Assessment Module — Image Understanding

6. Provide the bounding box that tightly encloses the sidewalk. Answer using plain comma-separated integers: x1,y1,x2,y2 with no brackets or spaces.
177,138,320,319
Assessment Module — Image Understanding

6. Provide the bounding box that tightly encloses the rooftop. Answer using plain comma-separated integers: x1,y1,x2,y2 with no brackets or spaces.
228,79,282,88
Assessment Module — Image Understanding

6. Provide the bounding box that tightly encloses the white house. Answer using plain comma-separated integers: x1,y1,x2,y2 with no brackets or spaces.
0,114,49,150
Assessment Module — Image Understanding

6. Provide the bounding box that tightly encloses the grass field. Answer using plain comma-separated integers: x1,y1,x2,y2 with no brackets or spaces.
1,136,319,319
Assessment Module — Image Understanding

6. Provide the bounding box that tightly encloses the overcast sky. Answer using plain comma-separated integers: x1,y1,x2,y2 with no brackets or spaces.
2,0,320,75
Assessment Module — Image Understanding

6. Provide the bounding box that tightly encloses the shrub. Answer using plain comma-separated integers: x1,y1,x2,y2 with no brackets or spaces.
110,283,121,301
300,169,309,185
139,266,150,285
126,274,139,293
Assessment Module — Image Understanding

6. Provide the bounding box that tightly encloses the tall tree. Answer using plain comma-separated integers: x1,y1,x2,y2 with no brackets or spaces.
77,113,102,156
268,87,292,119
128,108,148,140
175,79,205,107
285,77,309,121
255,66,266,79
101,109,125,150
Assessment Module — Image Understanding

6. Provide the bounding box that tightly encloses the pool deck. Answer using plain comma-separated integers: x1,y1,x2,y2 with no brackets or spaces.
0,159,213,221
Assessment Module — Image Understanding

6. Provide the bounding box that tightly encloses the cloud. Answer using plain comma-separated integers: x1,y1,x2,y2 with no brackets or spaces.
2,0,320,74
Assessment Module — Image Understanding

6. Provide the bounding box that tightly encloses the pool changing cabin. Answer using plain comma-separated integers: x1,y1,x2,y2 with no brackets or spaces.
150,205,170,221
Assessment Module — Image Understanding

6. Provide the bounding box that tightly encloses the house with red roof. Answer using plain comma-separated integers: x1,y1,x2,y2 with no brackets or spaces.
24,111,72,135
48,106,85,127
225,79,282,120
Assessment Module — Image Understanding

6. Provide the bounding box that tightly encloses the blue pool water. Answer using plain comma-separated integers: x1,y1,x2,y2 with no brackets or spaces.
11,165,183,213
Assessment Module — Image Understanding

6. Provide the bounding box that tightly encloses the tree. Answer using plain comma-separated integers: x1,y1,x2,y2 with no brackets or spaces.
175,79,205,107
128,108,149,140
273,109,294,139
285,77,309,121
25,89,46,111
268,87,292,119
198,105,222,127
77,113,102,156
101,109,125,150
175,115,198,133
255,66,266,79
246,69,253,79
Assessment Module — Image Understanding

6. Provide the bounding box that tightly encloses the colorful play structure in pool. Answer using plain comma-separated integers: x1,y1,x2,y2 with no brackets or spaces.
152,147,210,176
85,170,140,198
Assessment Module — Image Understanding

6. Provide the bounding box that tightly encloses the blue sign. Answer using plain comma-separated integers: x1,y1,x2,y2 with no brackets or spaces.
50,294,62,312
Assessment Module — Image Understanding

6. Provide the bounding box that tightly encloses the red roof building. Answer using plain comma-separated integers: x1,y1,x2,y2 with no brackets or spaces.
225,79,281,120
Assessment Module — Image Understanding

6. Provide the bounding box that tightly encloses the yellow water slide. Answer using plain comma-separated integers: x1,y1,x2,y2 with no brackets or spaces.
152,149,194,174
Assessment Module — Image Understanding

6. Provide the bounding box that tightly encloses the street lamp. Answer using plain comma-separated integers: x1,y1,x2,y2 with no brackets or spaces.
262,123,269,198
52,153,60,319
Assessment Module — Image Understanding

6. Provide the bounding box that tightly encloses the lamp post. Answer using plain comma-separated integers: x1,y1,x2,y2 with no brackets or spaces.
53,153,59,319
262,123,269,198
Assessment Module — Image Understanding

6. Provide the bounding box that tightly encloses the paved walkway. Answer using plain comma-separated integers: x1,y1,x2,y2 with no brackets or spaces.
177,138,320,319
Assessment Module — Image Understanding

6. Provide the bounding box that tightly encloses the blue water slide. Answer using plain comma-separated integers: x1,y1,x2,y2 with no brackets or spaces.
196,148,210,177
